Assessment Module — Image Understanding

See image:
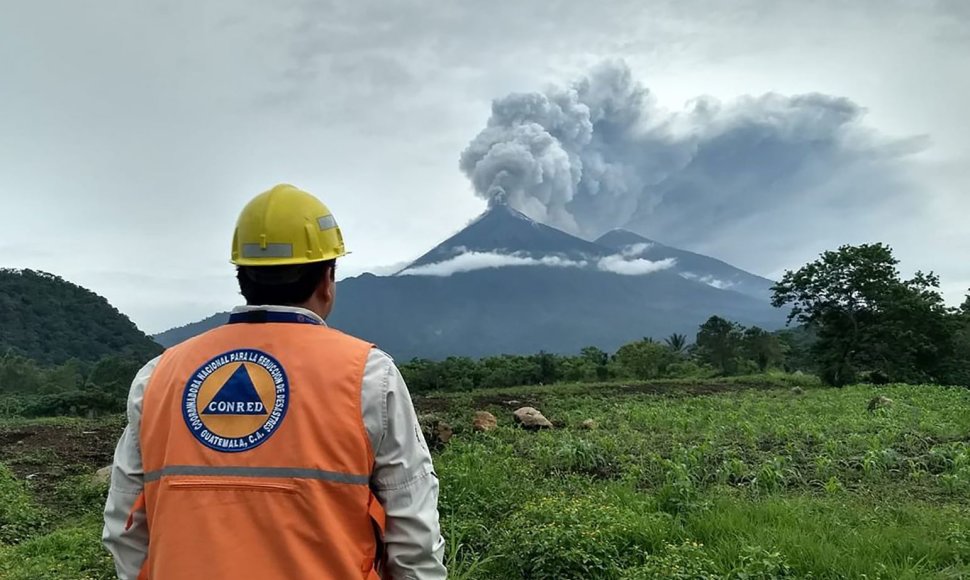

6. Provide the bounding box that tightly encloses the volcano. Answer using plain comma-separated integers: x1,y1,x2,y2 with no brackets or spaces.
402,203,606,270
155,204,786,359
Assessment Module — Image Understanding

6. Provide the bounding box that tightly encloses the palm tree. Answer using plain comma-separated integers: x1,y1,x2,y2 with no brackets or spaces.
665,333,688,355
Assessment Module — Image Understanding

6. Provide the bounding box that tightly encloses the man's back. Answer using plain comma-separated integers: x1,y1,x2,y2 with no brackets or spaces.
104,184,446,579
103,306,447,579
139,314,381,578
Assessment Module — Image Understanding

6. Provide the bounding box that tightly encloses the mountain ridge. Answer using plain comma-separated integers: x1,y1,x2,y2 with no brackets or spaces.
0,268,163,365
594,229,776,300
154,205,787,358
401,203,607,272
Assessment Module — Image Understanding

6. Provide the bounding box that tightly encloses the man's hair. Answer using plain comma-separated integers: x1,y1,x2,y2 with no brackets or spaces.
236,260,335,306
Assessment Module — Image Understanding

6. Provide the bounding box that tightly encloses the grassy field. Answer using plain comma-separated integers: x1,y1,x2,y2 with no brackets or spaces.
2,376,970,578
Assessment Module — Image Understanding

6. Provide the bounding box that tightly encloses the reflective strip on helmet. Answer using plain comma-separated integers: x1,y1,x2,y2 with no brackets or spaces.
317,215,337,231
241,243,294,259
145,465,369,486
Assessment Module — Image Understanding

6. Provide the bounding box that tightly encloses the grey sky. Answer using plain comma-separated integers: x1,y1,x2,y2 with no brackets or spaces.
1,0,967,334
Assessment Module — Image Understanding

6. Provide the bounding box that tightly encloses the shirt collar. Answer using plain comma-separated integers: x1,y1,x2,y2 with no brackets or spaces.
230,304,328,327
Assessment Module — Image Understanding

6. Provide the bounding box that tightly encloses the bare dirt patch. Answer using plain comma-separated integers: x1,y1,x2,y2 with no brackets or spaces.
0,420,123,505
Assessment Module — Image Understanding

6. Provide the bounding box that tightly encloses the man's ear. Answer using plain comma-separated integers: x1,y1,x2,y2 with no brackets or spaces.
317,264,336,303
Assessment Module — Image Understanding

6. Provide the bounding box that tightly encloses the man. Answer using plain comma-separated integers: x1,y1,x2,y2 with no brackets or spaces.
102,184,447,579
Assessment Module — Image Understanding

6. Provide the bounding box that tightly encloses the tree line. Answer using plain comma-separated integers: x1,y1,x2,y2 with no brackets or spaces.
1,242,967,415
0,351,144,417
771,242,970,387
398,318,809,394
400,242,970,392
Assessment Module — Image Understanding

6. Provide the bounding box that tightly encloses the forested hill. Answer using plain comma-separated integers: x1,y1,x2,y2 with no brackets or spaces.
0,269,162,365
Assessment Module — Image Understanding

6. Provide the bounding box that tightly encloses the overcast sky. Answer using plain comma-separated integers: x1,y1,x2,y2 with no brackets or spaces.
2,0,967,334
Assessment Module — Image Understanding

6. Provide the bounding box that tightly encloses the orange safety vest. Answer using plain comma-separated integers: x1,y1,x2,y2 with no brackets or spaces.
133,310,386,579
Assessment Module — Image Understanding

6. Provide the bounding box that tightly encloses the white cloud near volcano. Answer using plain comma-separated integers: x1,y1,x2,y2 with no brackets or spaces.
398,250,675,277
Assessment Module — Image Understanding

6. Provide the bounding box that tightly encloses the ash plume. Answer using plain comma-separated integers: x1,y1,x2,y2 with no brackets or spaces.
459,60,922,246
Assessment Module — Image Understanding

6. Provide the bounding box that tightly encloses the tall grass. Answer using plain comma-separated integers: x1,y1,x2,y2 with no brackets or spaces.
1,381,969,578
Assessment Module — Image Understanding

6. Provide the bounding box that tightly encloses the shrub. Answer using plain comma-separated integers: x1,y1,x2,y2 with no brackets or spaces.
493,491,672,579
53,476,109,519
534,434,622,480
655,460,703,515
0,464,48,544
622,541,718,579
0,518,114,580
21,388,123,419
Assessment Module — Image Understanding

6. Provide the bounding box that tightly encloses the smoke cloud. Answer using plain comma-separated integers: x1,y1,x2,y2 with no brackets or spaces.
459,60,922,246
398,250,674,277
681,272,734,290
619,243,653,258
398,251,587,277
598,255,675,276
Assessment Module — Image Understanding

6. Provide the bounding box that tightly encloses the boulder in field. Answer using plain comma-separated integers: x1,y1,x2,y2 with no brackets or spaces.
513,407,553,430
473,411,498,432
867,396,893,413
93,465,112,485
420,416,454,448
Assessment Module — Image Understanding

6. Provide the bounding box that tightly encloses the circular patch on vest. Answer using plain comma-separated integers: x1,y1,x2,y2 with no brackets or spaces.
182,349,289,453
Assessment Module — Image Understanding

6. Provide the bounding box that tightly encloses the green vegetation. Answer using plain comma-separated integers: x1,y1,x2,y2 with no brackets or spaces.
2,379,969,578
0,418,121,579
772,243,970,386
0,269,161,366
4,243,968,420
398,321,809,394
0,353,147,419
0,464,48,545
0,269,162,420
0,519,114,580
401,243,970,394
1,245,969,577
431,380,970,578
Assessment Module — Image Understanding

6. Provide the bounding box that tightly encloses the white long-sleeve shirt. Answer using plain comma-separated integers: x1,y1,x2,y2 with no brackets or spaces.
102,304,447,580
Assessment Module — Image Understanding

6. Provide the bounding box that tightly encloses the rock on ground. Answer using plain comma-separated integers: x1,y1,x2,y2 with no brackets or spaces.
867,396,893,412
93,465,112,485
473,411,498,432
419,416,454,448
513,407,553,430
579,419,598,430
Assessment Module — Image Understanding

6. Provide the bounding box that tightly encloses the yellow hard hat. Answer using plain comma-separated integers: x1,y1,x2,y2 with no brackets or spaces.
231,184,348,266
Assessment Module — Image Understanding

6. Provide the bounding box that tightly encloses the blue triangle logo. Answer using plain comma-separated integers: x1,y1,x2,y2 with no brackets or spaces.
202,364,267,415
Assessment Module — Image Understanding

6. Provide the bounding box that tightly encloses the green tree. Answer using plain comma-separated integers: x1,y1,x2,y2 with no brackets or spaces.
775,326,816,373
479,355,538,388
580,346,610,380
695,316,744,375
530,351,561,385
43,358,87,393
771,243,956,386
87,356,144,399
436,357,481,391
0,351,43,394
0,269,162,365
559,356,596,382
614,340,676,380
932,294,970,386
664,333,688,356
398,358,443,392
741,327,785,372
